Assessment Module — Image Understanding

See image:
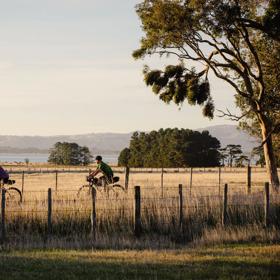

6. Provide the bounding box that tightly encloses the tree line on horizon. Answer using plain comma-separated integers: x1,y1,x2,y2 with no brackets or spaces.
45,133,267,168
118,129,221,168
118,129,257,168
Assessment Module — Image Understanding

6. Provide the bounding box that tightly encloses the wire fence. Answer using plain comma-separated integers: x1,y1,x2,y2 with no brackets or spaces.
6,166,279,200
1,181,280,245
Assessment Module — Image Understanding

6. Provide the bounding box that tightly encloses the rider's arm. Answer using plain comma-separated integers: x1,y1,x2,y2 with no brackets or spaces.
90,169,101,177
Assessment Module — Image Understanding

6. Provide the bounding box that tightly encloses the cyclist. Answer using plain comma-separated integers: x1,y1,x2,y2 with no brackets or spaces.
0,165,10,184
89,156,114,187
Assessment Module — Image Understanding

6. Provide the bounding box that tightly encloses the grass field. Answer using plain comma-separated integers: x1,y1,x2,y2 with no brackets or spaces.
1,168,280,278
2,167,280,249
7,167,279,194
0,244,279,279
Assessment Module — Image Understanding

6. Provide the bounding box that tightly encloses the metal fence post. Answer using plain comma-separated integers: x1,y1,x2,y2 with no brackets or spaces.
91,186,97,242
47,188,52,236
1,189,6,243
134,186,141,238
264,182,270,227
222,184,228,226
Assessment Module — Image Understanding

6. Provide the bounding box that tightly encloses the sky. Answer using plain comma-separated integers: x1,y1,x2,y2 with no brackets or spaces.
0,0,239,136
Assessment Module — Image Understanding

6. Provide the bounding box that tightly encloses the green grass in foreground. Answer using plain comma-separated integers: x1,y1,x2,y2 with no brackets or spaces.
0,244,279,280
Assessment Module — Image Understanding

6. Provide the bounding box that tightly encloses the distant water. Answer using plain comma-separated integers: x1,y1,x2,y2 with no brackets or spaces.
0,153,119,164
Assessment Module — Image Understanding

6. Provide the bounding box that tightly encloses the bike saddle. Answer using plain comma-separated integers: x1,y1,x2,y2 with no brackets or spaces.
113,176,120,183
7,179,16,185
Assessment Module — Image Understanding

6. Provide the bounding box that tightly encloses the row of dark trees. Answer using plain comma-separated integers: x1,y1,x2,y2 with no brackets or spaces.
46,138,263,168
118,129,221,167
220,144,251,167
48,142,92,166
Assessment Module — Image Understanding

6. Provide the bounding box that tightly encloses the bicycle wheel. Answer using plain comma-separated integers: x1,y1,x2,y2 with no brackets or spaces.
111,184,126,197
77,184,92,197
6,187,22,203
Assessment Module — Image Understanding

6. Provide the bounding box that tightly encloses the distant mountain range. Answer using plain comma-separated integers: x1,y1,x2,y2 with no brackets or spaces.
0,133,132,155
197,125,258,154
0,125,258,155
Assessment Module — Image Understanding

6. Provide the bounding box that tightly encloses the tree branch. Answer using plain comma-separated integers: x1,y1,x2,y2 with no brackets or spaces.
216,108,250,121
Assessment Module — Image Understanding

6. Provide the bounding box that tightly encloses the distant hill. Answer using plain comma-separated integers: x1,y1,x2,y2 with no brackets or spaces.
197,125,258,154
0,133,133,154
0,125,258,155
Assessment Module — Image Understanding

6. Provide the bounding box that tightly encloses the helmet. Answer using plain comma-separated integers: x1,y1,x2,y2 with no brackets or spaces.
95,155,102,161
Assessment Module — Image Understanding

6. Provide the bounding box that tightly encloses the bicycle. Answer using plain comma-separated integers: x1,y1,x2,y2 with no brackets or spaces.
77,175,126,198
0,179,22,203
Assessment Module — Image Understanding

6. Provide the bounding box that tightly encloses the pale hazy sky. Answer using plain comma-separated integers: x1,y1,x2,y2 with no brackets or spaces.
0,0,238,136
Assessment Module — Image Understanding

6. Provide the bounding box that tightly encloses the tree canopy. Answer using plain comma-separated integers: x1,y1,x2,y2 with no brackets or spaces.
118,148,131,167
219,144,248,167
119,128,221,168
48,142,93,166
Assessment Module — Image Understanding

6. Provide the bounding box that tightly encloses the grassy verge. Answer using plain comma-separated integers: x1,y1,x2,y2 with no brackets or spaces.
0,244,279,279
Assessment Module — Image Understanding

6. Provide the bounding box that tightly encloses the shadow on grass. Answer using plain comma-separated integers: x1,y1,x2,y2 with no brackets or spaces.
0,251,279,280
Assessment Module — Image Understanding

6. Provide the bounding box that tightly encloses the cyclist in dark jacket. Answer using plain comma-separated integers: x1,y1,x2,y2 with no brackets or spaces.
89,156,114,186
0,166,9,184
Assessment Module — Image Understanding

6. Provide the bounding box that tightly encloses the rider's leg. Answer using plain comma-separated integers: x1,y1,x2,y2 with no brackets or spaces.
98,176,107,191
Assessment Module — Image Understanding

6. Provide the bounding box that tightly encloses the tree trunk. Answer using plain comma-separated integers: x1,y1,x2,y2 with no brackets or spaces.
260,122,280,191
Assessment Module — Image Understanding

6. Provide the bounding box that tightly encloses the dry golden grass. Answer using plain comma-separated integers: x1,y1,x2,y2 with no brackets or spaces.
2,167,280,249
8,166,279,192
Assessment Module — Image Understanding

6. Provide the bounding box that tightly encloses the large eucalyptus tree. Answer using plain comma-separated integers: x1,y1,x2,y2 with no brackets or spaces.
133,0,280,190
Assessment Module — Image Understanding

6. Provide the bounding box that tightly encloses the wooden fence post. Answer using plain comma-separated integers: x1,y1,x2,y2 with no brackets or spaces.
1,189,6,243
161,168,164,198
47,188,52,236
178,184,183,229
91,186,97,242
247,165,251,194
125,167,130,190
189,168,193,197
21,171,25,196
134,186,141,238
264,182,270,227
55,171,58,192
218,167,221,194
222,184,228,226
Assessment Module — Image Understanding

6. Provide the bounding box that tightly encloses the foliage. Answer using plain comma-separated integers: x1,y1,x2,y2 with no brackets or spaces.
133,0,280,121
122,128,221,168
142,64,214,118
219,144,246,167
251,146,266,167
235,155,249,167
48,142,93,166
118,148,131,167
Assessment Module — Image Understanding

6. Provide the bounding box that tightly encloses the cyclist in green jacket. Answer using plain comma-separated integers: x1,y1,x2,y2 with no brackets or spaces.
89,155,114,186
